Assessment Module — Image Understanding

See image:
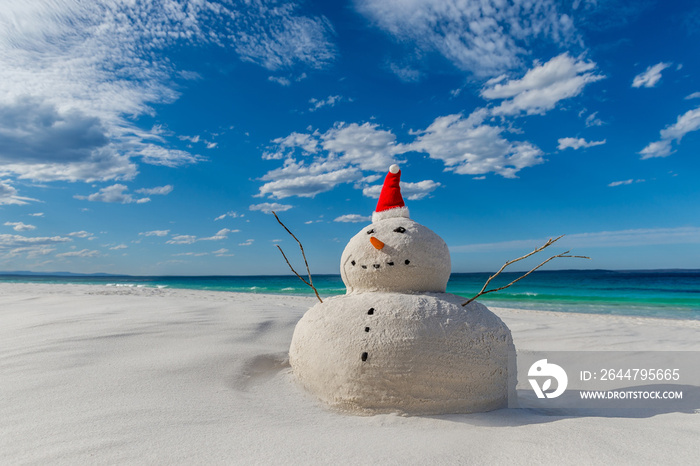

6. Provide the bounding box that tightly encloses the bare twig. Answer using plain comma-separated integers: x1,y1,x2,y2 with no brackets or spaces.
462,235,590,306
272,211,323,303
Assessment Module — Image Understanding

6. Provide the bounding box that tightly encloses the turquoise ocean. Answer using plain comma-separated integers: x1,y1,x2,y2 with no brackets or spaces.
2,270,699,320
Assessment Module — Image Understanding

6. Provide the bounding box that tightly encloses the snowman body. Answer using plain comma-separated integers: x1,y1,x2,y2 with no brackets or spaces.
289,167,514,415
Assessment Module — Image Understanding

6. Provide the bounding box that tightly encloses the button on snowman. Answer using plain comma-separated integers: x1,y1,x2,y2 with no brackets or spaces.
289,165,514,415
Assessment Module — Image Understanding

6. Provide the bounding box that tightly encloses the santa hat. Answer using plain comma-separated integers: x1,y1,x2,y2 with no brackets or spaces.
372,164,410,222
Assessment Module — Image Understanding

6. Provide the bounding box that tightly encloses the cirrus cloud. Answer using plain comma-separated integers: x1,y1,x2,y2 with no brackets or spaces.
0,0,335,186
354,0,578,78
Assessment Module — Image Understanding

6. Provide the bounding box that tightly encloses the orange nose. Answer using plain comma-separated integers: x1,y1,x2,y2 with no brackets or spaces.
370,237,385,250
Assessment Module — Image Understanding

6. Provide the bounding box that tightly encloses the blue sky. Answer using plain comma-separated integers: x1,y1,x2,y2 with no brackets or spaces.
1,0,699,275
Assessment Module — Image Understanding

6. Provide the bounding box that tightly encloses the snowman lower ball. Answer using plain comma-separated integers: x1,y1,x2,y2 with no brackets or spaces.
289,165,514,415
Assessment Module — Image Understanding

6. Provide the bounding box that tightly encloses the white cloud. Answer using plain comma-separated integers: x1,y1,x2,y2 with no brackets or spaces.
179,135,200,143
334,214,372,223
361,180,441,200
215,211,243,221
632,62,672,88
4,222,36,232
135,185,174,196
557,137,606,150
75,184,151,204
239,239,255,246
140,230,170,237
56,249,100,258
136,145,205,168
639,140,672,159
213,248,234,257
321,123,402,171
388,63,423,83
309,95,344,112
608,179,644,187
68,230,93,238
268,76,292,86
205,142,218,149
29,212,44,217
231,3,336,71
165,228,240,244
166,235,197,245
685,92,700,100
258,122,404,198
639,106,700,159
0,1,334,185
264,132,320,160
609,179,631,187
481,54,605,116
258,163,362,199
260,107,550,199
200,228,237,241
68,231,94,239
249,203,294,213
408,112,544,178
0,179,37,205
0,234,71,252
14,247,57,260
584,111,604,127
0,233,70,261
403,180,442,200
355,0,578,78
109,244,128,250
658,107,700,140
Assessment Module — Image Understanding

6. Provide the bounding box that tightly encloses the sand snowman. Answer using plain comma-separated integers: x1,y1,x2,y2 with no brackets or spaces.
289,165,514,415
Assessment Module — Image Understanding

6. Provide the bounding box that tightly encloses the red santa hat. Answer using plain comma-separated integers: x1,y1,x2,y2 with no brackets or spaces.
372,164,410,222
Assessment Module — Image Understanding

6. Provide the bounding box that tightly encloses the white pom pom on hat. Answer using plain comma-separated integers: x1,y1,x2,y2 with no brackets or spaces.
372,164,410,222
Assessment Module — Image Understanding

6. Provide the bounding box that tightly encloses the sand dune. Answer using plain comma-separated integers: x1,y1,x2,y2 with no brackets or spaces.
1,283,698,464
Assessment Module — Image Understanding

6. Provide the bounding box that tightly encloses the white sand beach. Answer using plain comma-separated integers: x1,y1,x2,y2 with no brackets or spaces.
1,283,699,465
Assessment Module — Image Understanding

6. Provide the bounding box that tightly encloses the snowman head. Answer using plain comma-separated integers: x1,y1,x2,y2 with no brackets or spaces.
340,165,451,294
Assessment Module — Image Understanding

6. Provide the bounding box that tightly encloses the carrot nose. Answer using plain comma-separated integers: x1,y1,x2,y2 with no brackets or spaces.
370,237,385,250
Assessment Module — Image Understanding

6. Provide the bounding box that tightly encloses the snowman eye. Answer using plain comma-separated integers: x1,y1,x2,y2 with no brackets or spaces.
366,229,375,235
393,227,406,233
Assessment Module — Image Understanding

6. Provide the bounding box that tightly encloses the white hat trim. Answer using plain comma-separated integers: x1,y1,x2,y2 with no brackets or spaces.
372,206,410,223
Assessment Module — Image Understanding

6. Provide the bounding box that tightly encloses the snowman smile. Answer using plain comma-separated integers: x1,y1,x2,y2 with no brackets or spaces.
350,257,412,270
